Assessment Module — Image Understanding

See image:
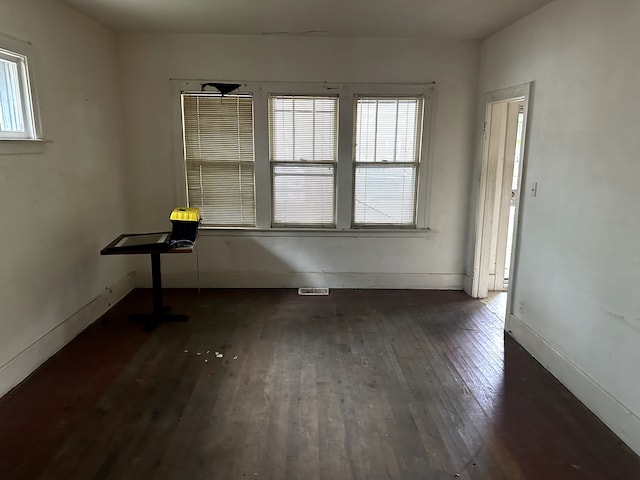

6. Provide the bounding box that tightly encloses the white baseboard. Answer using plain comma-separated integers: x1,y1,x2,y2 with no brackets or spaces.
139,271,465,290
508,313,640,457
0,271,135,398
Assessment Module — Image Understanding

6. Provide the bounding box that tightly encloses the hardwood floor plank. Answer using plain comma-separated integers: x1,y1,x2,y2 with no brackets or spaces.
316,306,355,480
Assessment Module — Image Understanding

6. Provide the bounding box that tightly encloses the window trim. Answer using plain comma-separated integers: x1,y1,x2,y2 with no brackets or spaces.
181,92,257,227
0,33,43,145
351,95,426,228
268,94,339,228
171,80,434,234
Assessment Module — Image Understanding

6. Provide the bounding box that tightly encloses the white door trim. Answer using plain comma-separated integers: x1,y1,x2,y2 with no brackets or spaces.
470,82,532,330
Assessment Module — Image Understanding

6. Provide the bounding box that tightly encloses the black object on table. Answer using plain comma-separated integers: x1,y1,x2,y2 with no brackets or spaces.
101,232,193,331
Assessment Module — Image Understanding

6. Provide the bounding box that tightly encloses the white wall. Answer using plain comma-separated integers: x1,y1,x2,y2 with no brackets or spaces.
0,0,132,397
118,33,480,289
479,0,640,455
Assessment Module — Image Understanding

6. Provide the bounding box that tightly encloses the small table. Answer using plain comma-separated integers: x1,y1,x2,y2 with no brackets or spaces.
101,232,193,331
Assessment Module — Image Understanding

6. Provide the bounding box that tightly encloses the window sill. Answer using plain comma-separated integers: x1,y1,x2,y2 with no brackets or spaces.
198,227,433,238
0,138,50,156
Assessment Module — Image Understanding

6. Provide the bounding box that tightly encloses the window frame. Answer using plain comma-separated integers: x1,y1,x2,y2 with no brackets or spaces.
269,94,339,228
172,80,433,235
352,95,425,229
0,33,43,147
181,92,257,227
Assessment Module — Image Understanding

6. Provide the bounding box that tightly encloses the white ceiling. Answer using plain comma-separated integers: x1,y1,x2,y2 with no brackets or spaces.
61,0,552,40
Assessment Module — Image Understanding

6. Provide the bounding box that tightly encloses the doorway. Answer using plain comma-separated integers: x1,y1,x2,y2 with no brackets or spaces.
469,83,531,326
486,99,525,293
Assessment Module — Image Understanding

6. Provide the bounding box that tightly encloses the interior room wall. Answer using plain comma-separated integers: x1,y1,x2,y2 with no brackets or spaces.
0,0,131,397
478,0,640,455
117,33,480,289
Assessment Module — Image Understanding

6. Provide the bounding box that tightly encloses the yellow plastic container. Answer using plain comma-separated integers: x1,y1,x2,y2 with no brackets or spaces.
170,207,200,241
170,207,200,223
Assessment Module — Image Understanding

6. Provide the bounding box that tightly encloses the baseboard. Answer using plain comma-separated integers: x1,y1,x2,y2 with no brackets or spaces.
0,271,135,399
139,271,465,290
508,313,640,456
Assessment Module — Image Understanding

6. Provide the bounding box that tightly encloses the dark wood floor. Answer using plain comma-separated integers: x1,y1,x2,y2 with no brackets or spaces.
1,289,639,480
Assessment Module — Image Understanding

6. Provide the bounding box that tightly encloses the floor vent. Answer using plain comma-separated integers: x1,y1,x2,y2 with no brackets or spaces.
298,287,330,296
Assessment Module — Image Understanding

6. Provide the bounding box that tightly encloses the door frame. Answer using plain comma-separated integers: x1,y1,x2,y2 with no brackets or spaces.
469,83,531,327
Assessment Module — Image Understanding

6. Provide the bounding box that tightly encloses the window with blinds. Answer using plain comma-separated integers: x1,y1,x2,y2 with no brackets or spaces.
353,96,424,227
181,93,256,226
269,95,337,227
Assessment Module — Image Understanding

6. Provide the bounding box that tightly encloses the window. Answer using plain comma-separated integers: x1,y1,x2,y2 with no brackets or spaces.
181,93,256,226
0,47,37,140
269,95,338,227
353,97,424,227
176,82,431,232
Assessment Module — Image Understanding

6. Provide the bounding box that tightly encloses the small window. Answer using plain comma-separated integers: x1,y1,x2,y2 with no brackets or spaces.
269,95,338,227
353,96,424,227
0,47,36,140
181,93,256,227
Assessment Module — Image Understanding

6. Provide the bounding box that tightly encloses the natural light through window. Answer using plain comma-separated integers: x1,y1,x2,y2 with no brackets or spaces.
269,95,337,227
0,47,34,139
353,97,424,226
176,81,431,232
181,93,256,227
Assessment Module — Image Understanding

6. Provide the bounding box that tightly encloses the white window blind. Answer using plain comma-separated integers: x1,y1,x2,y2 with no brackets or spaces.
182,93,256,226
269,95,337,227
0,48,32,139
353,96,424,226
